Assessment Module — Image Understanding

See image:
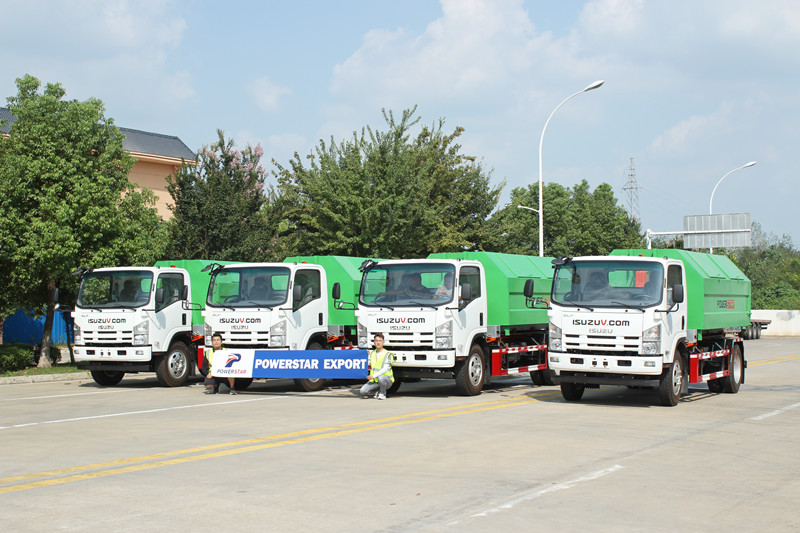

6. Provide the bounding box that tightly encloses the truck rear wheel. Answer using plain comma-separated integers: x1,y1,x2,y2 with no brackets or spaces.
294,342,326,392
91,370,124,387
657,355,684,406
560,382,585,401
456,345,485,396
722,344,744,393
233,378,253,391
155,341,190,387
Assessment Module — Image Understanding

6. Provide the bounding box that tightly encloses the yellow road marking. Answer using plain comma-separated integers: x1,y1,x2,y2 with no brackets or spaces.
748,353,800,366
1,389,562,494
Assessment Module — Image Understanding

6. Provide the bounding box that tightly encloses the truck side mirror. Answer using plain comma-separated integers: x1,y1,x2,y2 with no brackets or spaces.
672,284,684,304
293,284,302,302
155,288,164,305
332,282,341,300
181,285,189,301
460,283,472,302
523,279,534,298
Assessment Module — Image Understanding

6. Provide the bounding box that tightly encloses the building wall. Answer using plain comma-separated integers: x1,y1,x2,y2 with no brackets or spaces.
128,158,181,219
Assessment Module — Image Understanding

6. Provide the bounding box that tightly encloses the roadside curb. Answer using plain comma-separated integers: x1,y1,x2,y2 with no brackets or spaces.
0,372,92,385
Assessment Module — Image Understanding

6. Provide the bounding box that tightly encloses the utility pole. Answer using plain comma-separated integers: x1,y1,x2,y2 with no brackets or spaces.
622,157,643,223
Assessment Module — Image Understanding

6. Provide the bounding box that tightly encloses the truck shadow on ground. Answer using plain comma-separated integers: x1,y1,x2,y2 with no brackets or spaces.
526,384,732,408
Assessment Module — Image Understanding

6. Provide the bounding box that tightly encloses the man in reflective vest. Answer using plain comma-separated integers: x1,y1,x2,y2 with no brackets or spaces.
203,332,238,395
359,332,394,400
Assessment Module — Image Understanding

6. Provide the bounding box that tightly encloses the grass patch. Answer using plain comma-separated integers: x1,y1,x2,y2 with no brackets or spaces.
0,364,85,378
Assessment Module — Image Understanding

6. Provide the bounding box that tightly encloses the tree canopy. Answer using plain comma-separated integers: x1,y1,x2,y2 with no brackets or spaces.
166,130,271,262
271,107,502,259
0,74,167,361
484,180,644,257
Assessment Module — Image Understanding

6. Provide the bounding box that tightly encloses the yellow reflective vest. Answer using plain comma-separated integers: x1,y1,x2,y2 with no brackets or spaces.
368,348,394,383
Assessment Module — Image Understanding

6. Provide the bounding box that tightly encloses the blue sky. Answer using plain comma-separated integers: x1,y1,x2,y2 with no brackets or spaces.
2,0,798,246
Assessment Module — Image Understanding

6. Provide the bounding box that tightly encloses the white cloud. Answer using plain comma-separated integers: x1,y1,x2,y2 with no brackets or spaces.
247,77,292,112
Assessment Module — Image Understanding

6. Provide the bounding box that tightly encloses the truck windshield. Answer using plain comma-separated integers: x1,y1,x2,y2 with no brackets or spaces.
207,266,290,308
552,260,664,308
360,263,456,307
77,271,153,309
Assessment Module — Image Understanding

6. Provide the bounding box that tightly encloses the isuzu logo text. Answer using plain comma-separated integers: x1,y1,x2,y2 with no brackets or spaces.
573,319,630,327
219,318,262,324
377,317,425,324
88,318,126,324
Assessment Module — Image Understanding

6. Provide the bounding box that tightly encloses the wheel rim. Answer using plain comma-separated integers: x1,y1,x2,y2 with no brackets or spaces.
468,354,482,386
732,350,743,383
167,350,187,379
671,361,682,396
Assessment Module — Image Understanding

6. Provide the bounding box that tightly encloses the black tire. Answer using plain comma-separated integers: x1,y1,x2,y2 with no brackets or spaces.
294,342,327,392
91,370,124,387
658,354,684,406
387,378,402,394
455,345,485,396
560,382,585,401
722,344,744,394
155,341,190,387
541,369,556,386
233,378,253,391
707,379,724,393
755,325,762,339
530,371,545,386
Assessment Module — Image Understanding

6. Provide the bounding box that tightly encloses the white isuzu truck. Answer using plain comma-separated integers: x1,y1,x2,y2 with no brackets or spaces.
72,260,219,387
200,256,365,391
353,252,553,395
546,249,750,406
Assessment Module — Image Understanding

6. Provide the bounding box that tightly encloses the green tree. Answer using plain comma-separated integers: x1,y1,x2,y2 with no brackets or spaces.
727,223,800,309
272,107,501,258
0,74,168,365
167,130,271,261
484,180,643,256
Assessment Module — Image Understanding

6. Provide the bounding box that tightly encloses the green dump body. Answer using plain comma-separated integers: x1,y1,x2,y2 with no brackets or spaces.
610,249,751,331
427,252,554,328
283,256,368,327
153,260,233,326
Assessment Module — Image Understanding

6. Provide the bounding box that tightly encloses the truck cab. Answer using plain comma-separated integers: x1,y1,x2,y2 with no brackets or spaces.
72,265,198,387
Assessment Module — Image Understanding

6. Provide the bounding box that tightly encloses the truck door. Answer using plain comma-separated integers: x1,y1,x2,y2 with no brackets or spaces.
151,272,186,352
289,268,326,347
663,264,685,340
455,266,485,352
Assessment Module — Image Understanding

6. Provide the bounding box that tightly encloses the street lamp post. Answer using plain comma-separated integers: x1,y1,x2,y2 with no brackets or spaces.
708,160,756,253
537,80,604,257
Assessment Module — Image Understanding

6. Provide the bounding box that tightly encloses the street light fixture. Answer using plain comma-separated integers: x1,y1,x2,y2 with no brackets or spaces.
708,160,756,253
709,161,757,214
537,80,604,257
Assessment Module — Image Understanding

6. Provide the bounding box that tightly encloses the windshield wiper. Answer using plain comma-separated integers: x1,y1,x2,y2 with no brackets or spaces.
563,298,594,311
611,301,645,312
409,301,438,309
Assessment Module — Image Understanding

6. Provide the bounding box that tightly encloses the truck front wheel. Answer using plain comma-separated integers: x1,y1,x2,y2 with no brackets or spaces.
155,342,190,387
722,344,744,393
455,345,485,396
560,382,585,401
658,355,684,406
294,342,327,392
91,370,124,387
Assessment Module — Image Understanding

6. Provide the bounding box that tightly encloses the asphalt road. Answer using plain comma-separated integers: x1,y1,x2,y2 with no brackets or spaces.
1,338,799,532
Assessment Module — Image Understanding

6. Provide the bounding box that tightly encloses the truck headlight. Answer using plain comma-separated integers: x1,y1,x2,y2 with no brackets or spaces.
357,322,368,349
74,324,82,345
548,321,563,352
204,323,212,346
435,320,452,349
270,320,286,347
133,321,149,346
642,324,661,355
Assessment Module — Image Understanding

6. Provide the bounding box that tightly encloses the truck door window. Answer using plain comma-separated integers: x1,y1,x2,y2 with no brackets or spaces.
156,273,184,311
667,265,682,304
293,269,321,310
459,266,481,301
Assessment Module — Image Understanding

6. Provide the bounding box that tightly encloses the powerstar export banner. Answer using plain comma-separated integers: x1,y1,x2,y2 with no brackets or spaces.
210,349,369,379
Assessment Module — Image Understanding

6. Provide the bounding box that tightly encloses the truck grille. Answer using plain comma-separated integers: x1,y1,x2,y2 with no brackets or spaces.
219,329,270,344
82,330,134,345
384,331,434,348
564,333,640,354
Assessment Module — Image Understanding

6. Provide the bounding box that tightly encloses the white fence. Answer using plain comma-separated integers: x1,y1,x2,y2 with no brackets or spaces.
751,310,800,337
